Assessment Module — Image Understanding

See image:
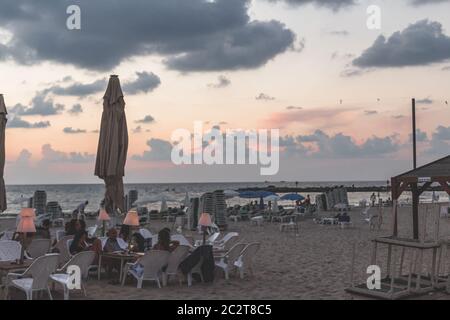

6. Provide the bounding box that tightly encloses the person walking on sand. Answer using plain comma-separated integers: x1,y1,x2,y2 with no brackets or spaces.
73,200,89,219
370,193,376,207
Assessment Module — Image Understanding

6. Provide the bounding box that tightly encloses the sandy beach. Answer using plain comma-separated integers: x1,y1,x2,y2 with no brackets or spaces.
3,206,450,300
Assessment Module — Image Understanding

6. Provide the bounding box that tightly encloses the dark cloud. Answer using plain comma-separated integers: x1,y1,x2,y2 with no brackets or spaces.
392,115,405,119
442,66,450,71
7,116,50,129
256,93,275,101
0,0,295,72
364,110,378,115
122,72,161,94
409,129,429,142
267,0,355,11
353,20,450,68
46,79,106,97
135,115,155,124
286,106,303,110
41,144,94,163
416,97,434,104
133,126,142,134
328,30,349,36
164,20,295,72
68,104,83,115
340,68,367,77
10,94,64,116
294,130,399,158
409,0,450,5
208,76,231,88
425,125,450,156
132,138,173,161
63,127,86,134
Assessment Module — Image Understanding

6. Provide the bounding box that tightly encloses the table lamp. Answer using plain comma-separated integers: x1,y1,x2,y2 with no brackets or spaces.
98,209,111,237
198,212,212,245
16,208,36,264
123,210,140,251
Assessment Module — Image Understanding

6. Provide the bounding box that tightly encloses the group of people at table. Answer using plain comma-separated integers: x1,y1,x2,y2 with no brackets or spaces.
8,218,181,284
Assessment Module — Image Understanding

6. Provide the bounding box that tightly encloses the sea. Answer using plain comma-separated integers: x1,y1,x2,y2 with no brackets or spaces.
1,181,449,217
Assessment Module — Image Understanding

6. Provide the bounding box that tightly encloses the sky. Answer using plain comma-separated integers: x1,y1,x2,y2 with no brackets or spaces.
0,0,449,184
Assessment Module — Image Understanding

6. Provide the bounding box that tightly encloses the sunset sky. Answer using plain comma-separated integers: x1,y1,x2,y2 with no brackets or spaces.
0,0,449,184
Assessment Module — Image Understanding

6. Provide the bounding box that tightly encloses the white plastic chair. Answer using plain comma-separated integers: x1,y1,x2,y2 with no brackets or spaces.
162,245,190,286
121,250,170,288
187,258,204,287
0,240,22,262
215,243,247,280
50,251,96,300
214,232,239,251
6,253,59,300
53,235,73,267
171,234,193,248
207,232,220,244
87,225,97,238
25,239,51,259
234,243,260,279
0,231,15,241
55,230,66,242
139,228,153,239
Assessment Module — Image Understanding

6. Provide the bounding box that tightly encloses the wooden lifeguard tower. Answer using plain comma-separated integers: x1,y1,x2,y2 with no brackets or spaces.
347,155,450,299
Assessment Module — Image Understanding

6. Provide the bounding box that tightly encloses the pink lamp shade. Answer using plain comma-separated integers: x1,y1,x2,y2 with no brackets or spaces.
98,209,111,221
123,210,140,226
16,216,36,233
198,213,212,227
20,208,36,219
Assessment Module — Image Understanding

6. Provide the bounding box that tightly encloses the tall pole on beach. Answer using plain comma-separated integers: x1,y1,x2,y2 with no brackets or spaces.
411,98,419,239
412,98,417,170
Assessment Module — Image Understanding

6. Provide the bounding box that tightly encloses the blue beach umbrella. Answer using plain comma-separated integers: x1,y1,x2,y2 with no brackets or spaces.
281,193,305,201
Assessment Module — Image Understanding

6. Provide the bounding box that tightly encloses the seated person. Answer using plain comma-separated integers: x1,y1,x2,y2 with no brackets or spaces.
338,212,351,223
153,229,179,252
69,230,90,255
130,232,146,253
103,228,126,253
35,219,51,239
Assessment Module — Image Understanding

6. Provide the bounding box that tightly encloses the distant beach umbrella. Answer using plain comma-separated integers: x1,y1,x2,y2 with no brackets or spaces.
0,95,7,212
223,190,239,199
94,75,128,215
281,193,305,201
264,195,280,201
239,191,276,199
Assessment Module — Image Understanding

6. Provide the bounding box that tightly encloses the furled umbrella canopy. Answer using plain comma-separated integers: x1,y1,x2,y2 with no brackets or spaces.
94,76,128,214
0,94,7,212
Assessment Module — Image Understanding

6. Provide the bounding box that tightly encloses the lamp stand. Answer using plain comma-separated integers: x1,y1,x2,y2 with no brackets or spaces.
202,226,207,245
19,232,26,264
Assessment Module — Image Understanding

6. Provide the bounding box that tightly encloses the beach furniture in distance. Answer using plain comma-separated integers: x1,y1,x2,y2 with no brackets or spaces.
215,243,247,280
234,243,261,279
5,253,59,300
50,251,96,300
121,250,170,288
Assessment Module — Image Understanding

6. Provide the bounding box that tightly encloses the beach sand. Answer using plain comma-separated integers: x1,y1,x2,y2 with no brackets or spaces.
2,207,450,300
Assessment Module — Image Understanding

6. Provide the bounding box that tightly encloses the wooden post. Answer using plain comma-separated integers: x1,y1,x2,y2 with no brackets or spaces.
412,98,417,170
411,182,419,240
